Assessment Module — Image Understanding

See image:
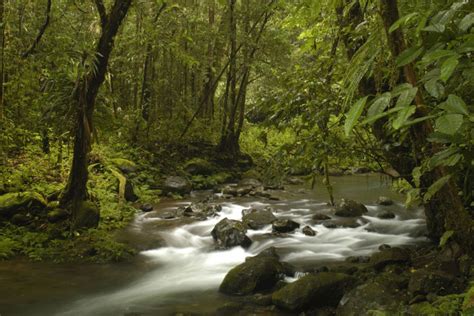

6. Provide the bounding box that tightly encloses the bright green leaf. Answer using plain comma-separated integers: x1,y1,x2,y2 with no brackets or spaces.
392,105,416,130
389,12,419,33
367,93,391,117
440,57,459,82
396,46,424,67
425,79,445,99
439,95,469,116
459,13,474,31
424,174,452,202
344,96,368,136
395,87,418,108
435,114,464,134
439,230,454,247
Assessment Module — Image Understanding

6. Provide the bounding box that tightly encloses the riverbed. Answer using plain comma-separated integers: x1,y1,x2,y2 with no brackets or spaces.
0,175,428,316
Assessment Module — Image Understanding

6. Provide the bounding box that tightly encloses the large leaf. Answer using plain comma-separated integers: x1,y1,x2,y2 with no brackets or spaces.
440,56,459,82
395,87,418,108
421,50,456,64
423,174,452,202
425,79,445,99
361,107,404,125
367,93,391,117
392,105,416,130
459,13,474,32
435,114,464,134
439,94,469,116
389,12,419,33
344,96,368,136
396,46,424,67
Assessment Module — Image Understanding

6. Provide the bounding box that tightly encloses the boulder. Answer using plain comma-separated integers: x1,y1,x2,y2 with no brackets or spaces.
242,208,277,229
183,158,216,176
124,181,139,202
336,280,408,315
370,247,410,271
47,209,69,223
181,203,222,219
408,270,463,296
377,196,394,206
219,250,286,295
238,178,262,188
302,226,317,236
140,204,154,212
211,218,252,249
312,213,332,221
11,213,30,226
376,211,396,219
73,201,100,229
109,158,137,174
272,273,354,311
162,176,192,195
334,199,368,217
272,219,300,233
0,192,47,219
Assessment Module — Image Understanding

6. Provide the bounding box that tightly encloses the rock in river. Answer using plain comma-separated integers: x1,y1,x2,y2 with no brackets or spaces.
334,199,368,217
272,219,300,233
219,249,287,295
242,207,277,229
211,218,252,249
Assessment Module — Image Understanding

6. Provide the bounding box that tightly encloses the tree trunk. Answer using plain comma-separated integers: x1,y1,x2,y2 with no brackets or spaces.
0,0,5,120
60,0,132,227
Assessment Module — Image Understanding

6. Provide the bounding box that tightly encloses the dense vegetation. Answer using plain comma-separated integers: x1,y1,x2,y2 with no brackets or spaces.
0,0,473,313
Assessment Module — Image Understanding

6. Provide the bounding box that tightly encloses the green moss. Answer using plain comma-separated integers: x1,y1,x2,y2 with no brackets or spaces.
463,283,474,314
0,191,47,217
109,158,137,172
410,294,464,315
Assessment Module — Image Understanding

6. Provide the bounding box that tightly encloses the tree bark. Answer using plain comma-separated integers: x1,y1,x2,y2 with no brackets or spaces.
0,0,4,120
60,0,132,227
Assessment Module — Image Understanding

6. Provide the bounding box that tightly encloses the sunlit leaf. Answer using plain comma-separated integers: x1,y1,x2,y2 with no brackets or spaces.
424,175,452,202
344,96,368,136
440,57,459,82
435,114,464,134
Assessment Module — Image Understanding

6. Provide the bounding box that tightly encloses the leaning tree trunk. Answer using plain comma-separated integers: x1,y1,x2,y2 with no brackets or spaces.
60,0,132,227
0,0,4,121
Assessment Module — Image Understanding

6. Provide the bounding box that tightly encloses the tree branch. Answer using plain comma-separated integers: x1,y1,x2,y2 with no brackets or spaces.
21,0,52,58
94,0,108,28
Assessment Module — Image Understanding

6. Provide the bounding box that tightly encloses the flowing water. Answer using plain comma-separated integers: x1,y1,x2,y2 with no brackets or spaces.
0,175,428,316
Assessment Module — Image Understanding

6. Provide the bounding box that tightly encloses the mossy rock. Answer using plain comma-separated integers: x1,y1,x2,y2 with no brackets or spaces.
242,208,277,229
73,201,100,229
410,294,464,315
242,169,262,180
334,199,368,217
337,279,409,315
0,192,47,218
183,158,217,176
272,272,354,311
462,283,474,314
109,158,137,174
219,254,286,295
47,209,69,223
370,247,410,271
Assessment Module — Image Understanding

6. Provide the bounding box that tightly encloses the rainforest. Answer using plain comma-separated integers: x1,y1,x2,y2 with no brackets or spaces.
0,0,473,315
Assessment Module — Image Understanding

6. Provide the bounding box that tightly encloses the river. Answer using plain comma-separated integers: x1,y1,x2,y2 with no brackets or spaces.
0,175,428,315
